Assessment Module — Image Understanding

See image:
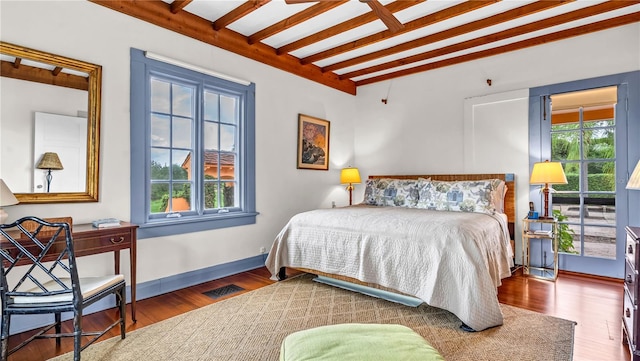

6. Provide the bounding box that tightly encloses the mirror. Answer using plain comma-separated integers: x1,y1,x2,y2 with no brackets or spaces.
0,41,101,203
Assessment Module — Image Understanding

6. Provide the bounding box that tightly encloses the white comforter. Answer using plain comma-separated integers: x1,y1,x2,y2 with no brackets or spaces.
265,205,514,331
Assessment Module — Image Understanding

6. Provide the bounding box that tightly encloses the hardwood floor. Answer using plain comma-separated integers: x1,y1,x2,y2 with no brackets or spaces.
6,267,629,361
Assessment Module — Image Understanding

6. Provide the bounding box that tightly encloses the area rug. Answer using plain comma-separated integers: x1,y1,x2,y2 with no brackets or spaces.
50,274,575,361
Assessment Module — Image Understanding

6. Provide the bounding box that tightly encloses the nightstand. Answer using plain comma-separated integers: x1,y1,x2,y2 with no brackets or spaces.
623,226,640,360
522,217,558,281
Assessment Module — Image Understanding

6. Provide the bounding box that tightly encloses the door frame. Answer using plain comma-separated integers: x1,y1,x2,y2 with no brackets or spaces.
529,71,639,278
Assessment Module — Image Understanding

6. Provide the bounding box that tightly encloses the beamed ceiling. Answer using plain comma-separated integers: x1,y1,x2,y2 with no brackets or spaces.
90,0,640,95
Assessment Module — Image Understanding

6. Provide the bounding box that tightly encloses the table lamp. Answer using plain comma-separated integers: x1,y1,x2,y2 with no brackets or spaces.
0,179,19,223
340,167,361,206
36,152,64,192
530,160,567,219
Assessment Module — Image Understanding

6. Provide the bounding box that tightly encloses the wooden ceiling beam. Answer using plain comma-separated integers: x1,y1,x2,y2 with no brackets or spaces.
0,60,89,90
356,12,640,87
276,0,424,55
342,1,636,80
213,0,271,31
300,0,497,65
89,0,356,95
170,0,192,14
324,0,570,73
248,1,347,44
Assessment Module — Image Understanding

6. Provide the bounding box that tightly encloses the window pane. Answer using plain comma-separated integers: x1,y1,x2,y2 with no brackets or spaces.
584,118,615,128
583,193,616,226
204,152,219,180
585,162,615,192
221,153,236,180
170,182,192,212
172,150,191,181
150,78,170,113
172,83,194,117
222,181,236,208
204,92,219,122
220,95,237,124
204,181,218,209
551,129,580,162
172,117,192,149
583,225,615,260
150,182,169,214
151,114,170,147
151,149,170,180
583,128,614,160
220,124,236,152
203,121,219,150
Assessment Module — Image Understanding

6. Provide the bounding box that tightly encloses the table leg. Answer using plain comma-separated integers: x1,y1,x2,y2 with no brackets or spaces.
130,244,137,322
115,250,136,322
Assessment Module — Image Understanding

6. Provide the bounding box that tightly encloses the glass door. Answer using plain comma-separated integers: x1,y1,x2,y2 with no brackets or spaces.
550,86,617,260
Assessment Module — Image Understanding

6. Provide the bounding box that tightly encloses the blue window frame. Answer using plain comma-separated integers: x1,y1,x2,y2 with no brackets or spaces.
130,49,257,239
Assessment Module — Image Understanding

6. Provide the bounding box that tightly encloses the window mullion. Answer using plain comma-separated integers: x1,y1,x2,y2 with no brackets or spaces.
194,81,204,215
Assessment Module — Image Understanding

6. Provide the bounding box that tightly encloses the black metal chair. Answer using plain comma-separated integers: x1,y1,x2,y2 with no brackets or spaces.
0,216,126,360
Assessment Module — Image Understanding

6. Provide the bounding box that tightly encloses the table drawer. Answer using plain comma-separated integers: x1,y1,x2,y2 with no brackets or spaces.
628,233,640,267
72,231,132,256
625,290,638,350
627,259,639,305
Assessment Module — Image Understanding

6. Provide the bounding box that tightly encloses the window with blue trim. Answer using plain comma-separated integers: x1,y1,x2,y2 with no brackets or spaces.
130,49,257,238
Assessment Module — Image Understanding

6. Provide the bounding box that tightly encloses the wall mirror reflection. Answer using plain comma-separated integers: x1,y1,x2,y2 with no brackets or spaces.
0,41,101,203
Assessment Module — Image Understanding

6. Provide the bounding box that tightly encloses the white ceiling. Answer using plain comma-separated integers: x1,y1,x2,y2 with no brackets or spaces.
97,0,639,93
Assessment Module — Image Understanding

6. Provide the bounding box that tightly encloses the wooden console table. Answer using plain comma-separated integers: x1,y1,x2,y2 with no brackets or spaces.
1,222,138,322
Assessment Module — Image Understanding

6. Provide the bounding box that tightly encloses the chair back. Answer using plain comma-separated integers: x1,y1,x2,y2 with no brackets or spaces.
0,216,80,308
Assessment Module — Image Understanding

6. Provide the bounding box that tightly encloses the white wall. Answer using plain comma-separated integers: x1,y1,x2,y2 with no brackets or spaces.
0,1,357,283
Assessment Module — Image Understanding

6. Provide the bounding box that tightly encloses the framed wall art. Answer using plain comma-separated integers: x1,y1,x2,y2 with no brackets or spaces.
297,114,330,170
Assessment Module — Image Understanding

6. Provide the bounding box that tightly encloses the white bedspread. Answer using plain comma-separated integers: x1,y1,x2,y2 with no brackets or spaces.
265,205,514,331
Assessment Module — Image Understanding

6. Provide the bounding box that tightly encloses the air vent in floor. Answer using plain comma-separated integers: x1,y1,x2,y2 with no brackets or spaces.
203,284,245,299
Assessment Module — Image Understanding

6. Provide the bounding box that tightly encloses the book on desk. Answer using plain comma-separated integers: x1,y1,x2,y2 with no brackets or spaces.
92,218,121,228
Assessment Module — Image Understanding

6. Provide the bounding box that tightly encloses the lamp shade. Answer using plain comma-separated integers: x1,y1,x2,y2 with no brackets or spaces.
340,167,361,184
628,160,640,190
530,160,567,185
36,152,64,170
0,179,18,207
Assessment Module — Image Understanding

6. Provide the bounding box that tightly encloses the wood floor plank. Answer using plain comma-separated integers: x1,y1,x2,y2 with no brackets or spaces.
6,267,629,361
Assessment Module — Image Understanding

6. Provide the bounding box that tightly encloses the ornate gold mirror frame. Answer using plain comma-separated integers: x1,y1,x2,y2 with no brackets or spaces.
0,41,101,203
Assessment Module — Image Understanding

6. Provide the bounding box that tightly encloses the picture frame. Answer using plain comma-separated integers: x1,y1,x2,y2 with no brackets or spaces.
297,114,330,170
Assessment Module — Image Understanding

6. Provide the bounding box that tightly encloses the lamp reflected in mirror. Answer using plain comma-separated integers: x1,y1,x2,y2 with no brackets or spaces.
36,152,64,193
0,179,18,223
340,167,361,206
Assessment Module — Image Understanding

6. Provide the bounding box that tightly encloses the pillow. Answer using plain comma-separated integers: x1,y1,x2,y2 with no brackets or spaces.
362,178,420,207
416,180,494,214
485,178,507,214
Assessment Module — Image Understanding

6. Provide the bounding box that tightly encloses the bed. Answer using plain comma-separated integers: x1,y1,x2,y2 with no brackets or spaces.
265,174,515,331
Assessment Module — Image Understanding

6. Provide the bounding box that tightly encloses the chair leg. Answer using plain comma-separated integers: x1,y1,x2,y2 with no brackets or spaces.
119,286,127,339
1,313,9,361
55,312,62,347
73,310,82,361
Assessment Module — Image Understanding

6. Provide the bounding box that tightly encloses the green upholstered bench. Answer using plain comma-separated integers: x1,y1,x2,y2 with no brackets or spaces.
279,323,444,361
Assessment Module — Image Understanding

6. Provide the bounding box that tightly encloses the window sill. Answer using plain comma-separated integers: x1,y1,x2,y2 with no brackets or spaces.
137,212,259,239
